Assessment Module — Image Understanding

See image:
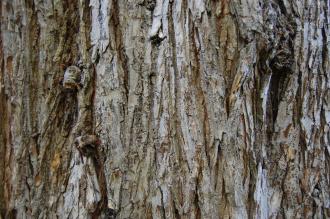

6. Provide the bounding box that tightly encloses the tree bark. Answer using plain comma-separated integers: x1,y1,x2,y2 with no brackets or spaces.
0,0,329,218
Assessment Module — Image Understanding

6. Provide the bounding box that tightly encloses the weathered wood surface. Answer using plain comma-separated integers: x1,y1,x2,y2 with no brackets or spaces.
0,0,329,218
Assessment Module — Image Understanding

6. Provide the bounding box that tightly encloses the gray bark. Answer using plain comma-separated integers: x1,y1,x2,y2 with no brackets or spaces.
0,0,329,218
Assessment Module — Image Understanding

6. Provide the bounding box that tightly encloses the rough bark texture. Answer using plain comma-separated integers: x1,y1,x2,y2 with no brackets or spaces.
1,0,330,218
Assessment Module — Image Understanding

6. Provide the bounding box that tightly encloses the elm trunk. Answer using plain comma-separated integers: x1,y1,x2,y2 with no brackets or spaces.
0,0,329,218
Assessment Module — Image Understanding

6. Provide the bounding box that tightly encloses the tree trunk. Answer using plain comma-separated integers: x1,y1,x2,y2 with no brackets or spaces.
1,0,329,218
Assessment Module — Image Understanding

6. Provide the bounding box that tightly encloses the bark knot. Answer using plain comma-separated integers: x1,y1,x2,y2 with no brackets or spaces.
74,134,101,157
63,65,82,90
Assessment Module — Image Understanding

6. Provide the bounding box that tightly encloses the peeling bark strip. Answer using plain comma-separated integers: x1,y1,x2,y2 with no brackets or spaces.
0,0,329,218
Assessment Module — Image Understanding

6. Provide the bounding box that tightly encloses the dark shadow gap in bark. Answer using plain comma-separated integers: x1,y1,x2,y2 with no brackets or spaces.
247,159,257,218
110,0,129,102
268,67,291,125
91,150,111,219
213,139,221,190
0,2,8,213
266,38,294,132
194,185,201,219
168,0,188,173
